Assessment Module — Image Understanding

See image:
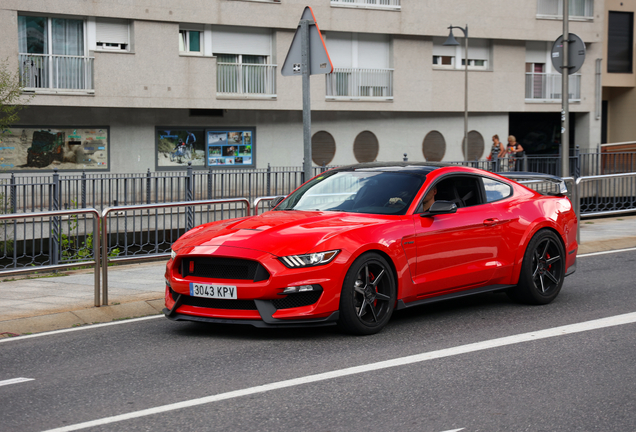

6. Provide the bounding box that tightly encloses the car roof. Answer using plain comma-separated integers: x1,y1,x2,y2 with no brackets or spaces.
331,162,448,175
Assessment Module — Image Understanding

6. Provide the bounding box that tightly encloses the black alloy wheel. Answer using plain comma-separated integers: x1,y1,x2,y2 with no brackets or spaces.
508,229,565,305
338,252,396,335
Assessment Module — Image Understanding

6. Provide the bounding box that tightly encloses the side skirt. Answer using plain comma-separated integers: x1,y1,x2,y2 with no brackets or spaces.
396,284,515,310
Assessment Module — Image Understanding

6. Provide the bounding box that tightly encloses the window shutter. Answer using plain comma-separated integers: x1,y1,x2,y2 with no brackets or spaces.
96,18,129,44
422,131,446,161
211,26,271,56
312,131,336,166
462,131,485,161
353,131,379,163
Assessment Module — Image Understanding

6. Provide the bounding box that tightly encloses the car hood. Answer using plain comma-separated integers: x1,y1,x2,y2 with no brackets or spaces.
173,210,388,256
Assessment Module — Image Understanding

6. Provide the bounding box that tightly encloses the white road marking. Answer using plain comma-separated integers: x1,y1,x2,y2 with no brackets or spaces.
0,315,164,344
0,377,34,387
578,246,636,257
439,429,465,432
41,311,636,432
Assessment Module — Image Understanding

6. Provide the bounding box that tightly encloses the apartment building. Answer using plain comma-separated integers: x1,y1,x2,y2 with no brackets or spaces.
0,0,604,173
602,0,635,144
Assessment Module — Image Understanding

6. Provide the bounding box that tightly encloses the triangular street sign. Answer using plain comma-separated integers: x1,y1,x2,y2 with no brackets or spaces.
281,6,333,76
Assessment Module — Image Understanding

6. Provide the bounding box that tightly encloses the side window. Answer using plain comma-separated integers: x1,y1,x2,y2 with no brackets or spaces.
426,175,483,210
483,177,512,202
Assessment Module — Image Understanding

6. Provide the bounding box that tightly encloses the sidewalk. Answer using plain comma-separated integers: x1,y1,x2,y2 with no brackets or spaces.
2,215,636,337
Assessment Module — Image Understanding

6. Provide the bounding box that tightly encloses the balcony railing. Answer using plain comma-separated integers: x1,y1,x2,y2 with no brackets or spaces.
19,53,94,92
326,68,394,100
331,0,401,11
216,63,277,98
525,72,581,102
537,0,593,19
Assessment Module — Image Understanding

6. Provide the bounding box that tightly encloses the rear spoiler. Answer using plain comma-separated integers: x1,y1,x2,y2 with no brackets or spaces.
499,172,570,196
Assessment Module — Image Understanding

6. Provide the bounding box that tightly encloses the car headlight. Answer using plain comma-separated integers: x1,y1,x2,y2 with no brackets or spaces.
279,250,339,268
170,249,177,260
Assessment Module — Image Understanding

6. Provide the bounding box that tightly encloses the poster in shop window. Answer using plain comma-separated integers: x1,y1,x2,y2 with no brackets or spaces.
156,129,206,167
0,127,109,171
207,129,254,167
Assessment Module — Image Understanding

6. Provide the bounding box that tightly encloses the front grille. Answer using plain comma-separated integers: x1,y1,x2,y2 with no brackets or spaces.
171,288,257,310
272,291,322,310
180,257,270,282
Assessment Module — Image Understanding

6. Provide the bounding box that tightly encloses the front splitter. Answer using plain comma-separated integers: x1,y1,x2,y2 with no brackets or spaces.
163,309,340,328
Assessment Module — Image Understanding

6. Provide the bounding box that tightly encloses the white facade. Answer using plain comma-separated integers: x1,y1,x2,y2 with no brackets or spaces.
0,0,605,173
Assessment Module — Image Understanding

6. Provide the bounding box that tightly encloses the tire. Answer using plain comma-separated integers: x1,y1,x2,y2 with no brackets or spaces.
508,229,565,305
338,252,396,335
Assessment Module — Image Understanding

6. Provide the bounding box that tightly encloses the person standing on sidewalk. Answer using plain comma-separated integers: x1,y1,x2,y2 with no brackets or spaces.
508,135,525,171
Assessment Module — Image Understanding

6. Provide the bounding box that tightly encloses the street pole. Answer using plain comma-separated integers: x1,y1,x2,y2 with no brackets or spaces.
463,25,468,162
300,19,312,183
561,0,570,177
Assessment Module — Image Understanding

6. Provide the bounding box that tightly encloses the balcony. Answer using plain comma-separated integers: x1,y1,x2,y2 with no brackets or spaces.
326,68,394,101
330,0,401,11
536,0,593,20
216,63,277,99
19,53,94,93
525,72,581,102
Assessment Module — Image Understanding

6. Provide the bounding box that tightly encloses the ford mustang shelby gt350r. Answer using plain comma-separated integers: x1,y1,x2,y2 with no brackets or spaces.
164,163,577,335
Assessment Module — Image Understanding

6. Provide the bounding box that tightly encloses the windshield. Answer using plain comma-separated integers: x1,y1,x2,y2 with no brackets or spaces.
275,170,426,215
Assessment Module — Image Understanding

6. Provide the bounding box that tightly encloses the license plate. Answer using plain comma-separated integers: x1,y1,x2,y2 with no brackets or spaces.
189,283,237,299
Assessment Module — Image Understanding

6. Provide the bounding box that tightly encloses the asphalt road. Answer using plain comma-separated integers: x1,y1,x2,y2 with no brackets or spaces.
1,249,635,432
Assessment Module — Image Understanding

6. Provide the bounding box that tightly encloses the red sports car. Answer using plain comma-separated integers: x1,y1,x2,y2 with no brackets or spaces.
164,163,578,335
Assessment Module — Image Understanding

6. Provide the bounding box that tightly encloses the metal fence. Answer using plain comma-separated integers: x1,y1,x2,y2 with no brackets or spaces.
576,172,636,218
1,154,635,273
326,68,394,99
216,63,277,97
19,53,94,91
525,72,581,102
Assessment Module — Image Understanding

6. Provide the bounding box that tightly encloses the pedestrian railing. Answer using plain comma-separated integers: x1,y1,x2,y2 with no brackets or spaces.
99,198,250,305
576,172,636,218
0,208,101,306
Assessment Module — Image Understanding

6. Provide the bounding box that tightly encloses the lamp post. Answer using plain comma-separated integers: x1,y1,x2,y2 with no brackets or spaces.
443,24,469,162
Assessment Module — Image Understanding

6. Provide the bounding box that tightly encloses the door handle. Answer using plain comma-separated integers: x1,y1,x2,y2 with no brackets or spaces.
483,218,500,227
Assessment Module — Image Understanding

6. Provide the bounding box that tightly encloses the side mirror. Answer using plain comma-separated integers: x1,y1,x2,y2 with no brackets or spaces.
271,196,286,208
421,200,457,217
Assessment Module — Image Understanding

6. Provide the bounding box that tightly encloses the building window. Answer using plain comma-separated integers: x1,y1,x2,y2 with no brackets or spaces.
96,18,130,51
353,131,379,163
432,56,454,67
432,37,491,71
312,131,336,166
325,32,393,100
422,131,446,161
211,26,275,97
607,11,634,73
179,29,202,54
18,15,94,91
525,41,581,101
536,0,594,20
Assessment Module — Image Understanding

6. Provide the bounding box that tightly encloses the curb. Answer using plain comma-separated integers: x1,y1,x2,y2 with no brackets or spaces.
577,237,636,255
0,298,164,337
